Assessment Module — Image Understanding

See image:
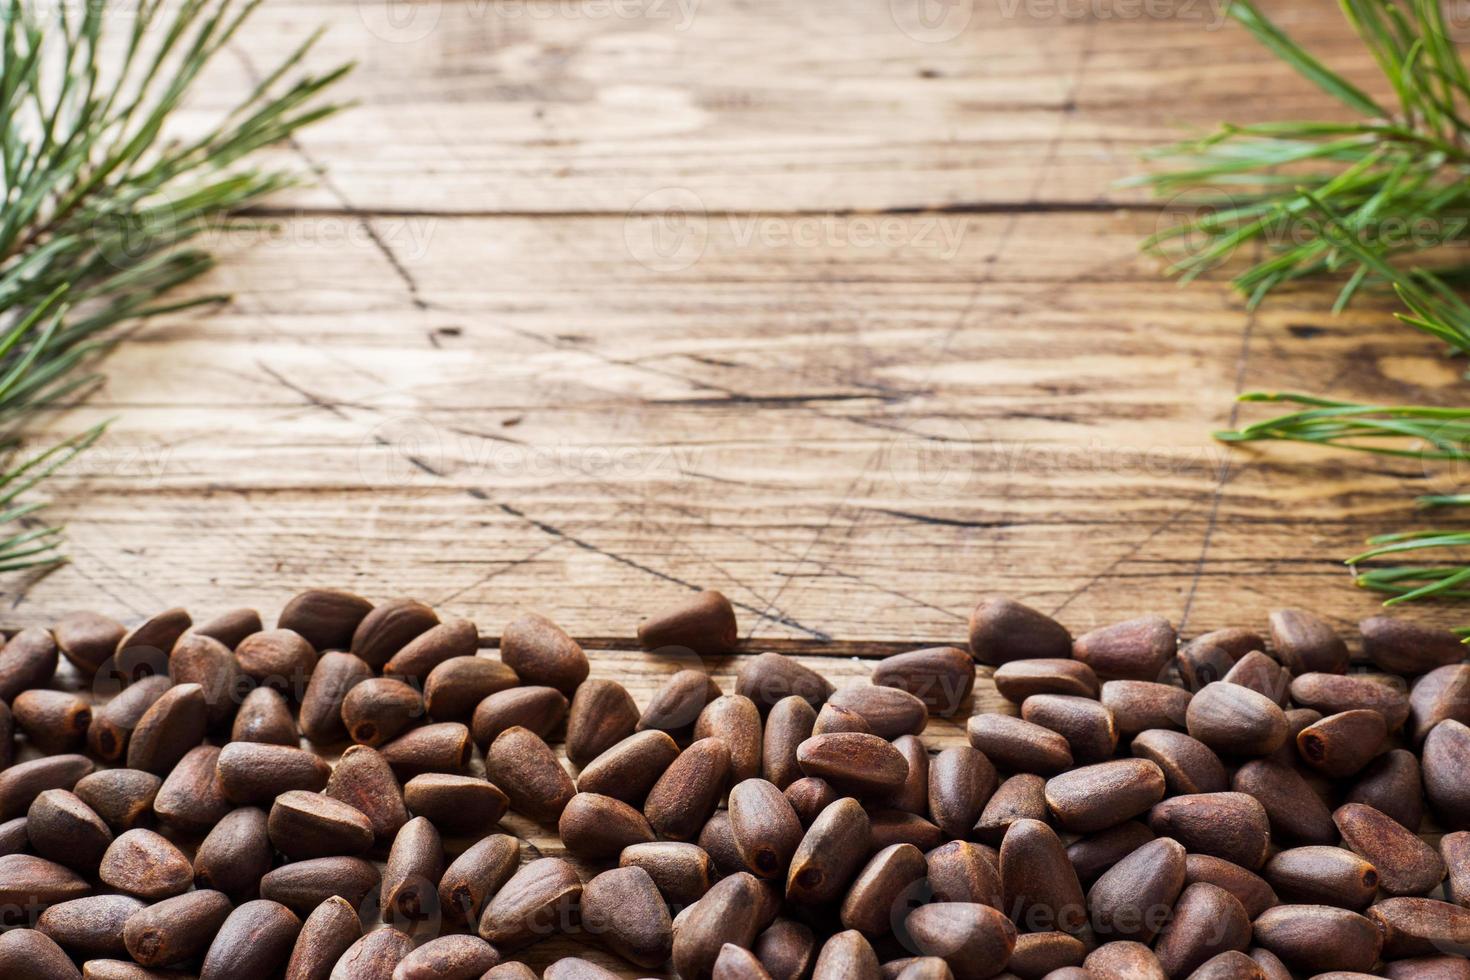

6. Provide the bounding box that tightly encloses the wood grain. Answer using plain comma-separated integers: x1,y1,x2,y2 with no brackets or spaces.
13,0,1446,651
9,0,1465,975
208,0,1395,213
15,206,1463,644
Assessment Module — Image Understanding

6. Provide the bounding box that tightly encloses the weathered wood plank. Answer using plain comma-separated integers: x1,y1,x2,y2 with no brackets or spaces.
7,207,1462,642
194,0,1393,212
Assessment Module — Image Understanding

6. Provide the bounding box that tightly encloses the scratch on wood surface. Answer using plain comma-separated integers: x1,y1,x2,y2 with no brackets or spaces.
717,16,1112,638
431,539,569,607
254,362,460,486
1049,502,1197,619
768,546,968,625
1179,309,1258,632
256,363,353,421
647,392,902,407
496,502,832,641
491,323,732,402
220,488,405,600
741,445,880,640
872,508,1016,530
437,422,529,449
4,563,64,614
232,50,427,311
491,319,938,454
61,541,159,618
450,433,800,624
679,471,794,493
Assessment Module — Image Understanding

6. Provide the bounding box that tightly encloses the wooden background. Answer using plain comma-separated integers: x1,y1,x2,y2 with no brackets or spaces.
13,0,1470,645
11,0,1470,972
18,0,1470,648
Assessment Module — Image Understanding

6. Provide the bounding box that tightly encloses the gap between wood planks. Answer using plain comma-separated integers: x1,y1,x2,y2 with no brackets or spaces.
477,636,957,658
237,201,1162,220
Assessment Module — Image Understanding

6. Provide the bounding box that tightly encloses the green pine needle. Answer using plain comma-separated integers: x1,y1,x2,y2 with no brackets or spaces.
0,0,349,571
1220,392,1470,461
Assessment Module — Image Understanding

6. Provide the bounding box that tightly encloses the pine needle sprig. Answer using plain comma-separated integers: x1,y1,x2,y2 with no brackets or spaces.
1219,392,1470,462
0,0,350,570
1132,0,1470,311
1215,382,1470,610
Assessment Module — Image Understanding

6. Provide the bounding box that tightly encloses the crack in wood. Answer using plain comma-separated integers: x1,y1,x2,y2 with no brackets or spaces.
1179,308,1258,632
496,502,833,641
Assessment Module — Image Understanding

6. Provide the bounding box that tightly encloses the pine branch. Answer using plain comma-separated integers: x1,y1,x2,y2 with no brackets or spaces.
1132,0,1470,310
0,0,350,570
